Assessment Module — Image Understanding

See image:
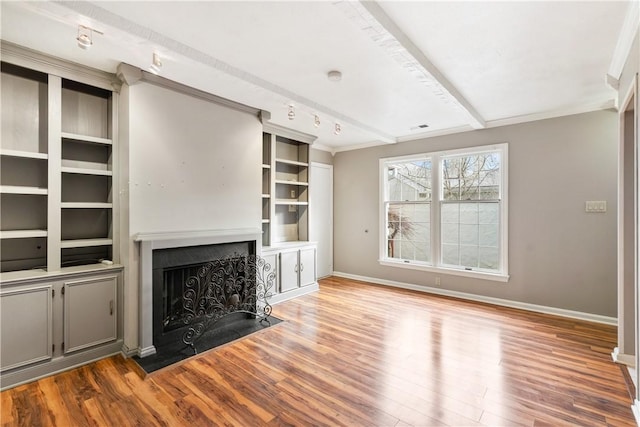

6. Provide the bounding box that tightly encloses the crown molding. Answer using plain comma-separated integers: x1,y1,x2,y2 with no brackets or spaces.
608,0,640,80
0,40,120,91
262,122,317,145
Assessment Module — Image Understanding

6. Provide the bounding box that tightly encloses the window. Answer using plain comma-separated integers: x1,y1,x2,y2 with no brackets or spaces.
380,144,508,281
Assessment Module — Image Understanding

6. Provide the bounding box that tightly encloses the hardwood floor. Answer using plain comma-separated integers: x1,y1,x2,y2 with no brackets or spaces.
1,276,635,426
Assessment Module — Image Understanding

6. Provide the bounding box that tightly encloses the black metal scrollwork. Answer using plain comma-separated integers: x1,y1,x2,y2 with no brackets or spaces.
181,254,274,353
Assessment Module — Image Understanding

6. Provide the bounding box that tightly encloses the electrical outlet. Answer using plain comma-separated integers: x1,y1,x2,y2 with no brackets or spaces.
288,205,297,213
435,277,441,286
290,190,296,198
585,201,607,213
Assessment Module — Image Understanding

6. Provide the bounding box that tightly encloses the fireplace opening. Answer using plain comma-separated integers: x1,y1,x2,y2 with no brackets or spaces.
152,241,256,350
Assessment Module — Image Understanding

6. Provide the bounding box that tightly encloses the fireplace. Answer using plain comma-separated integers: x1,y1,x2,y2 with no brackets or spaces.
152,241,254,349
135,228,264,357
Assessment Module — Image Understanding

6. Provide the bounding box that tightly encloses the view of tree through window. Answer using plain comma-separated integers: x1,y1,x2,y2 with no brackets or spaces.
386,159,431,263
382,145,507,276
441,153,501,270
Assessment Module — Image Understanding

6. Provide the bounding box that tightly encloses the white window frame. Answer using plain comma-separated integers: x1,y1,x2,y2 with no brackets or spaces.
379,143,509,282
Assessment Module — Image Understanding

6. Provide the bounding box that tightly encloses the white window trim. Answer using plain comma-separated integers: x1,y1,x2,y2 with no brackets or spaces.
379,143,509,283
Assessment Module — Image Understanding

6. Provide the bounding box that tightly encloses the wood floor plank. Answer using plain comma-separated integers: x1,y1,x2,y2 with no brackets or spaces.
1,276,635,426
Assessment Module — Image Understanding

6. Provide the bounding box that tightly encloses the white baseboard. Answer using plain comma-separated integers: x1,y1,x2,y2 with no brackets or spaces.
269,282,319,305
612,347,636,367
332,271,617,326
632,400,640,426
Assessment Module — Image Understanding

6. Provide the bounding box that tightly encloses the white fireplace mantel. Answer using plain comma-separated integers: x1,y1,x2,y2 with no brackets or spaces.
134,228,262,357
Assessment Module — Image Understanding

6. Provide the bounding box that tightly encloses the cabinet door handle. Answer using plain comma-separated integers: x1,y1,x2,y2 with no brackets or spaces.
110,300,114,316
300,263,304,271
294,264,298,273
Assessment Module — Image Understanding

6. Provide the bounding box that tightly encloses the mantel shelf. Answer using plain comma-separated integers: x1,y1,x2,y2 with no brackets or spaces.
0,229,48,239
275,158,309,167
0,185,48,195
0,149,48,160
61,132,112,146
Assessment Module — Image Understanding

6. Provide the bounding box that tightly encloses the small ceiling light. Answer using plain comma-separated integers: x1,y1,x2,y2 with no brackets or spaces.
314,114,321,127
334,123,341,135
149,52,163,74
76,25,93,50
288,104,295,120
328,70,342,82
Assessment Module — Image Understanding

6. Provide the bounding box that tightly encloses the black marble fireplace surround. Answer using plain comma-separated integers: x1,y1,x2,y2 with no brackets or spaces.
134,240,278,373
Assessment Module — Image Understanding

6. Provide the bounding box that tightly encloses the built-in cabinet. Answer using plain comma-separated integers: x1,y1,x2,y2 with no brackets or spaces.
0,42,123,390
261,123,319,302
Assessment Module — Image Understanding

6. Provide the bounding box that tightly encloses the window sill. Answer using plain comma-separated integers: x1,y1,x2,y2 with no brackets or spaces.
379,259,510,283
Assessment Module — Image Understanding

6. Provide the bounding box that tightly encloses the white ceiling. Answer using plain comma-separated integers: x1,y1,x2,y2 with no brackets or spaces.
0,1,631,152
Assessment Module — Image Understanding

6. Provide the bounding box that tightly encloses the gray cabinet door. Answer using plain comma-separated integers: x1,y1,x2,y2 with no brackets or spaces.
279,250,299,293
1,285,53,372
64,275,117,354
299,248,316,287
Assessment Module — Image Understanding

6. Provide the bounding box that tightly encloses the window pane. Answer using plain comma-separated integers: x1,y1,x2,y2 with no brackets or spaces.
442,152,501,201
387,202,430,263
440,201,499,272
386,159,431,201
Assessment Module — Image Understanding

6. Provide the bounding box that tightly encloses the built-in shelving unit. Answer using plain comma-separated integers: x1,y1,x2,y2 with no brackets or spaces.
1,59,118,274
261,126,314,247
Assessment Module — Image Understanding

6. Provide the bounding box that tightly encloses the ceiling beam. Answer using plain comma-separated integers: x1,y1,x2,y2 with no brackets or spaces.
355,1,486,129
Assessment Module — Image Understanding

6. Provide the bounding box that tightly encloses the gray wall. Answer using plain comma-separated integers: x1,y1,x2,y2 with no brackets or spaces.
311,147,334,165
121,81,262,350
334,110,618,316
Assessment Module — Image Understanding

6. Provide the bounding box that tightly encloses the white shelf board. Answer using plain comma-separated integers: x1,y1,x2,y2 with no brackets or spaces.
61,166,113,176
262,219,270,224
0,229,47,239
275,200,309,206
60,238,113,249
0,185,48,195
275,158,309,167
61,202,113,209
262,164,271,169
262,194,271,198
275,180,309,187
61,132,112,146
0,149,48,160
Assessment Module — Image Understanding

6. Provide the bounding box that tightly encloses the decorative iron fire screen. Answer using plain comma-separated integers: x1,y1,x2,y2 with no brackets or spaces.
178,254,274,353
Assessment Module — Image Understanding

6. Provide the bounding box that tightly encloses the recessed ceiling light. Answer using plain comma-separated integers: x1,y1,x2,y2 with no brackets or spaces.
327,70,342,82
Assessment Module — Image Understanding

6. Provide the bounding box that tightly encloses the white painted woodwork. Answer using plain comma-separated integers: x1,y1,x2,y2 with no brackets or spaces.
47,74,62,271
61,202,113,209
0,230,47,239
0,149,48,160
61,132,112,146
60,167,113,176
60,239,113,249
63,275,117,354
309,163,333,278
0,285,53,372
279,250,299,293
0,186,47,195
299,247,316,287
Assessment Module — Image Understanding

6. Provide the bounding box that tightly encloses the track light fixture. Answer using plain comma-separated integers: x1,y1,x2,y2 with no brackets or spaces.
149,52,163,74
288,104,295,120
314,114,321,127
76,25,93,50
334,123,341,135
